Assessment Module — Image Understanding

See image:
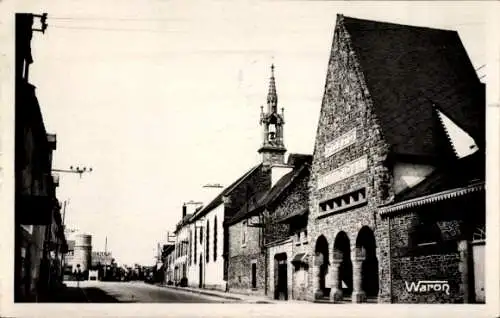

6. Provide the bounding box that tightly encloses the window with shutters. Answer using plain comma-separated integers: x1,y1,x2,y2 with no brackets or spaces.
189,230,192,265
213,216,218,262
194,228,197,264
206,220,210,263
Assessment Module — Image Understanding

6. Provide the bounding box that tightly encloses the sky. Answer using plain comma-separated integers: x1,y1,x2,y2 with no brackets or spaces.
7,0,494,266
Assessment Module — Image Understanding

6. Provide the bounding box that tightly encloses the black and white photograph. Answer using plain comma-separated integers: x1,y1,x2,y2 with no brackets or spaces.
1,0,499,317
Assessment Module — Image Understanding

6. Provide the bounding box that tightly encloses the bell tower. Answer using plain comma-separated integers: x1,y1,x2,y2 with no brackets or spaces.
258,64,286,166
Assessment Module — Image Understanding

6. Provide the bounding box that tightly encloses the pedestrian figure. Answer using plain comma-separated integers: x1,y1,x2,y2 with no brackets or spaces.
75,264,82,288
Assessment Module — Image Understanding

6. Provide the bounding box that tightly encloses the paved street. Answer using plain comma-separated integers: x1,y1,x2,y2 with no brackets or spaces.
62,281,238,303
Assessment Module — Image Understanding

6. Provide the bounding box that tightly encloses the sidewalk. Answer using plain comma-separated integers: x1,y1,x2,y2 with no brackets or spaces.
159,284,309,304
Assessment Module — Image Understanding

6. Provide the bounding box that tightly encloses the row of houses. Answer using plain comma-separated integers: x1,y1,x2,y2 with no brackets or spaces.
160,15,486,304
15,13,69,302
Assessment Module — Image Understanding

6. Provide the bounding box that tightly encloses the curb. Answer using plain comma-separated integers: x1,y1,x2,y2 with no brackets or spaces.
158,284,246,301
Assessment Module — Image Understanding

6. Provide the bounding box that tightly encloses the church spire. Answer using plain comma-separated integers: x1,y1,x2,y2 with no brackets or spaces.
258,64,286,166
267,64,278,113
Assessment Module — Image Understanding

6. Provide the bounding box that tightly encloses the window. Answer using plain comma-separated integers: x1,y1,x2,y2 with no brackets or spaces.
200,227,203,244
241,221,248,246
213,216,218,262
194,228,197,264
415,222,442,246
206,220,210,263
189,230,192,265
303,229,308,244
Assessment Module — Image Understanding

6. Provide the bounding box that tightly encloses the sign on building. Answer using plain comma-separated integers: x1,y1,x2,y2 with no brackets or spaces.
318,155,368,189
324,128,357,158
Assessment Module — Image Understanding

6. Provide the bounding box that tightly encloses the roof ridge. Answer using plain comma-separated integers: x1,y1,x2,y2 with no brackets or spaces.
341,15,458,33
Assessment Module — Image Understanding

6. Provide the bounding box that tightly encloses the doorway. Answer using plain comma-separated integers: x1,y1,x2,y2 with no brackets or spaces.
251,263,257,289
274,253,288,300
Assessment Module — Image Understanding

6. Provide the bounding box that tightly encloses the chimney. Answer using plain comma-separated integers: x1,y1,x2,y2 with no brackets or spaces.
182,204,187,218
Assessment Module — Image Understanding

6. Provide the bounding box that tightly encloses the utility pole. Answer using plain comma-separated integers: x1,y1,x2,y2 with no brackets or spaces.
104,236,108,279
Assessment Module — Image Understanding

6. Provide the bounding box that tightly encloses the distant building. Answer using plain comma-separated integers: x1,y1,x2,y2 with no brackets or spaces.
91,251,113,267
161,244,175,284
63,233,92,279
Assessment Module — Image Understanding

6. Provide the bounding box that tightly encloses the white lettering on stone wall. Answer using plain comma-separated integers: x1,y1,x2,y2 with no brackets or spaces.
318,155,368,189
324,128,357,158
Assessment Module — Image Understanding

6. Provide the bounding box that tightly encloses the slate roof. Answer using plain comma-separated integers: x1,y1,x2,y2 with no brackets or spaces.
227,155,312,226
341,15,485,159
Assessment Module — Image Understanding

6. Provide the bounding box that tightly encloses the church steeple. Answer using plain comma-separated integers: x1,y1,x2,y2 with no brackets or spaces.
258,64,286,166
267,64,278,113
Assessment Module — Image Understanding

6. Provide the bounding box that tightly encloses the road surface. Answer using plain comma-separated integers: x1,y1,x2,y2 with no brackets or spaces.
64,281,238,303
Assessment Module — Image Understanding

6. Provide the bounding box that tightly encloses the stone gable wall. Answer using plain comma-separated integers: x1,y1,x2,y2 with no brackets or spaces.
306,17,394,302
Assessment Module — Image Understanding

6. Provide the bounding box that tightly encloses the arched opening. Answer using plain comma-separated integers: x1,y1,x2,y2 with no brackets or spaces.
355,226,379,298
314,235,329,298
334,231,352,296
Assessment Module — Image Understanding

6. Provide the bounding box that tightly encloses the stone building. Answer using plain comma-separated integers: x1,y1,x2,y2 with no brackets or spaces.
227,153,312,300
266,154,312,301
226,66,314,299
307,15,485,304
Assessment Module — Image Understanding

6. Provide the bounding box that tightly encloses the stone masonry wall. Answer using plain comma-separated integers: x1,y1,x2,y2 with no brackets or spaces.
383,208,464,303
228,220,266,296
223,165,271,280
265,168,310,245
306,16,393,301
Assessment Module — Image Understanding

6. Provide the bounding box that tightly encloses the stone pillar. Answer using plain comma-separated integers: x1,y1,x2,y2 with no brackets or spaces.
458,240,471,303
329,251,343,303
313,253,323,299
351,247,366,303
